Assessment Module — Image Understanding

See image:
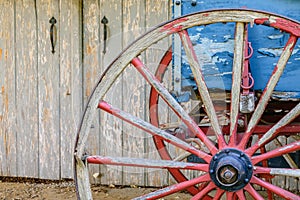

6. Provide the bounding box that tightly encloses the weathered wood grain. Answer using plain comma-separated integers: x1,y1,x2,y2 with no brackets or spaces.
0,0,17,176
59,0,82,179
229,22,244,143
36,0,60,179
144,0,171,187
122,0,146,186
15,0,39,178
82,0,101,184
98,0,123,186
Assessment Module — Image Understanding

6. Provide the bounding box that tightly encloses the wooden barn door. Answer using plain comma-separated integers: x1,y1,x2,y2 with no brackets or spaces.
0,0,171,185
82,0,171,187
0,0,82,180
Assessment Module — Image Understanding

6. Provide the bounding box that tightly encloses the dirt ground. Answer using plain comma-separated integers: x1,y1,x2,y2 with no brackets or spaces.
0,178,191,200
0,178,296,199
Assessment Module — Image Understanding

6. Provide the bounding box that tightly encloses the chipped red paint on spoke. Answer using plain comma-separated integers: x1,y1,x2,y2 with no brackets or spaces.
251,176,300,199
133,174,211,200
235,190,246,200
244,184,265,200
86,155,209,171
98,100,212,163
213,189,225,199
191,182,217,200
251,140,300,165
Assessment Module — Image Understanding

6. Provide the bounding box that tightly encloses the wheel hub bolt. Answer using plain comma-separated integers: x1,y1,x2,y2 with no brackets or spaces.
219,166,237,184
224,170,233,180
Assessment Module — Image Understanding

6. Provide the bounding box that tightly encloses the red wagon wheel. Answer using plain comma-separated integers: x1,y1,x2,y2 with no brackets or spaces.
74,9,300,199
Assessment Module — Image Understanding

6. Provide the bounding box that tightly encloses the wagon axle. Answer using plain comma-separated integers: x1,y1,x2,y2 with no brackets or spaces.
209,148,253,192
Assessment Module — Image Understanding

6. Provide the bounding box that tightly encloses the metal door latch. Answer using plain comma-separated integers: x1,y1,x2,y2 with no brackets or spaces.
49,17,57,54
101,16,108,54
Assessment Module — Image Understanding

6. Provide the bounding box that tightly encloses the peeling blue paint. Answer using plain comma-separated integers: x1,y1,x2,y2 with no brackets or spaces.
176,0,300,99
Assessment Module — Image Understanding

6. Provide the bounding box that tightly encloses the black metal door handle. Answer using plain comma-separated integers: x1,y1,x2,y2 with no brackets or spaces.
49,17,57,54
101,16,108,54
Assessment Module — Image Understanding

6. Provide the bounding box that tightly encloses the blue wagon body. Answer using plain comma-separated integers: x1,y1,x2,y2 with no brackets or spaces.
174,0,300,99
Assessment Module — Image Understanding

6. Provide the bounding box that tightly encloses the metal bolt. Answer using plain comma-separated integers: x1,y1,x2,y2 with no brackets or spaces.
191,0,197,6
219,167,237,184
244,178,249,183
175,0,181,5
209,169,214,174
225,149,230,154
247,164,252,169
175,77,180,82
240,152,244,157
213,156,218,161
223,170,233,180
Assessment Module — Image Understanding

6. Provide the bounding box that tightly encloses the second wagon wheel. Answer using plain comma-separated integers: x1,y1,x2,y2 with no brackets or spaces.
74,9,300,199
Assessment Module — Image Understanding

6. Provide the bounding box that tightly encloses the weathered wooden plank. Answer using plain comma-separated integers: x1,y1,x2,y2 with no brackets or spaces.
36,0,60,179
82,0,101,184
59,0,82,179
0,0,17,177
98,0,123,186
87,155,208,171
15,0,39,178
144,0,171,187
229,22,244,143
122,0,146,186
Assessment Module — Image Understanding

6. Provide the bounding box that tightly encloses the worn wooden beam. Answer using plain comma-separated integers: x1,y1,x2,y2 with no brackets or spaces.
15,0,39,178
60,0,82,180
36,0,60,180
0,0,17,177
229,22,245,145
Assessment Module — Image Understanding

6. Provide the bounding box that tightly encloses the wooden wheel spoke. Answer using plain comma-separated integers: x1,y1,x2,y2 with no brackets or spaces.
86,155,208,171
131,57,218,154
225,192,234,199
191,181,216,200
236,190,246,200
251,140,300,165
133,173,210,200
178,30,226,148
251,176,300,199
228,22,246,146
244,184,264,200
213,189,225,200
98,100,211,162
240,35,298,148
274,138,299,169
246,102,300,155
255,166,300,178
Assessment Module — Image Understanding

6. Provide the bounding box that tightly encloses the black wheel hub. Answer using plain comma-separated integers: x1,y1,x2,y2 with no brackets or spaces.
209,148,253,191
